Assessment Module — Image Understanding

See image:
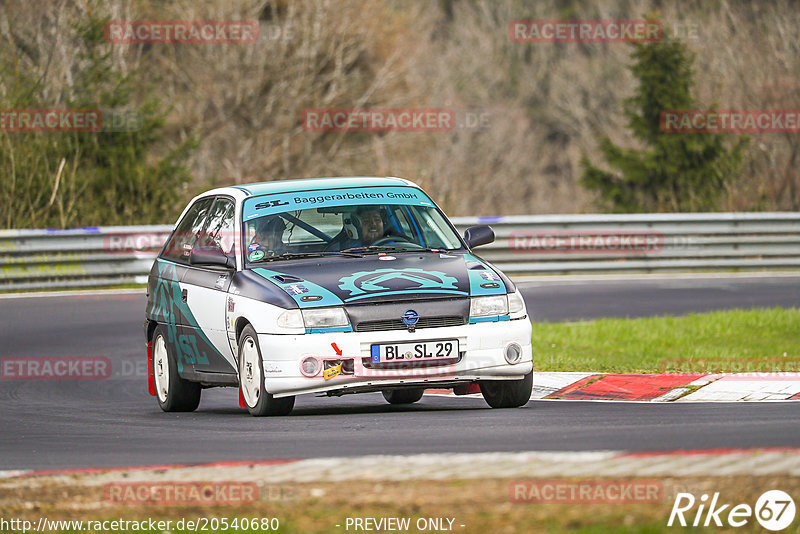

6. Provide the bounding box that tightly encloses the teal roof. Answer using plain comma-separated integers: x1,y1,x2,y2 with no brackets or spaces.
234,177,411,197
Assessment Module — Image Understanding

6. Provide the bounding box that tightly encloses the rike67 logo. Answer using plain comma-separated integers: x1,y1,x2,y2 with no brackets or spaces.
668,490,796,531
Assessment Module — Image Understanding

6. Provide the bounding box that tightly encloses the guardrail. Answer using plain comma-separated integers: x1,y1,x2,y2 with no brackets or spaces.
0,226,172,292
1,212,799,291
455,212,800,274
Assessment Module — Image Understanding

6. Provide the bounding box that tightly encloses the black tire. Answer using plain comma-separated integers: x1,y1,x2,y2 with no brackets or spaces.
479,372,533,408
382,388,425,405
238,325,295,416
152,325,201,412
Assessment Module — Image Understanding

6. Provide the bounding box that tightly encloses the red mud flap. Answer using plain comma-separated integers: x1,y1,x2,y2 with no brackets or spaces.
238,383,247,409
147,340,156,397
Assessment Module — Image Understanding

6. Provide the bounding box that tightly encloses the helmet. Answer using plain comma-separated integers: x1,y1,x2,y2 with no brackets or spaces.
343,215,359,240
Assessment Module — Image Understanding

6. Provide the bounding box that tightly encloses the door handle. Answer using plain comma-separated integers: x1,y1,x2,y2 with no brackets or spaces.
181,289,188,303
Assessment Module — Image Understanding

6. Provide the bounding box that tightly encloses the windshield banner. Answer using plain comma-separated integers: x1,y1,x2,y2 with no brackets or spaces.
242,186,435,221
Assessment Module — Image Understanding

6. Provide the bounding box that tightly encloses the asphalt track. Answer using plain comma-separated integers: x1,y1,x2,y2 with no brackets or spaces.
0,274,798,471
519,273,800,322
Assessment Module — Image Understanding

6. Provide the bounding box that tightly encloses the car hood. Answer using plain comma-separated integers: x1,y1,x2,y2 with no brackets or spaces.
240,252,510,308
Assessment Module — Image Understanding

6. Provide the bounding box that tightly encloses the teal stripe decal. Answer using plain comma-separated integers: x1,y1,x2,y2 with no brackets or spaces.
306,326,353,334
463,253,507,296
343,289,468,303
468,315,511,324
151,259,227,373
242,186,434,221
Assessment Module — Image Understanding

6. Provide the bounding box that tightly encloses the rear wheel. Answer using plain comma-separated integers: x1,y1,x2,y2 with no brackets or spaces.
238,325,295,416
480,372,533,408
152,325,201,412
382,388,425,405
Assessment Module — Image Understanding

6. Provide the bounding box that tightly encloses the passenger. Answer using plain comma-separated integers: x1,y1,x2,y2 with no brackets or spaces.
251,217,285,256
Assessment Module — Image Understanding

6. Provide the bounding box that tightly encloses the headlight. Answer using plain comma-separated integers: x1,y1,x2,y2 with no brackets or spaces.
301,307,350,329
277,309,303,329
508,291,525,314
469,295,509,317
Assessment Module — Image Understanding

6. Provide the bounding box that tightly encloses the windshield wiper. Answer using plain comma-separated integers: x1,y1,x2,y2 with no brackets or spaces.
341,245,450,254
249,250,363,263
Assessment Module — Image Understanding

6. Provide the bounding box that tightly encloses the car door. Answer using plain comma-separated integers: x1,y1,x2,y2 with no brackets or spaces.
147,196,214,377
179,196,238,378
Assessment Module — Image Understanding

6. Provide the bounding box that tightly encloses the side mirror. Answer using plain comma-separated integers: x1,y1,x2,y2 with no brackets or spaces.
189,246,235,269
463,225,495,248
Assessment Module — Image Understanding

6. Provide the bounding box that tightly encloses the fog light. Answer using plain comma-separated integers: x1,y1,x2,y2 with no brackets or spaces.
300,357,321,377
504,343,522,364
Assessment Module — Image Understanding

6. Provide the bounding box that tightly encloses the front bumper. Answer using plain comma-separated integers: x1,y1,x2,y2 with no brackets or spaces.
258,318,532,397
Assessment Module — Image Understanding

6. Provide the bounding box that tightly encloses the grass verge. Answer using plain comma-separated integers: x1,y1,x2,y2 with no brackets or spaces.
1,476,797,533
531,307,800,373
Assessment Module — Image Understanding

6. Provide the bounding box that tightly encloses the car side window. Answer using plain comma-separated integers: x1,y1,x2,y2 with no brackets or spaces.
412,206,462,249
161,197,214,262
201,198,236,254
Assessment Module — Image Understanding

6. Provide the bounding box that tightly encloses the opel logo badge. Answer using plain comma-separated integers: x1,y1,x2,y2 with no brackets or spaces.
401,310,420,332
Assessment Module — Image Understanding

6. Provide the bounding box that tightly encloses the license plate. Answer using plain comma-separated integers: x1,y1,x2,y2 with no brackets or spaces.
370,340,459,363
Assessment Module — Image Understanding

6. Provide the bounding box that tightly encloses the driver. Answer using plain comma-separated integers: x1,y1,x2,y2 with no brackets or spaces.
354,206,386,245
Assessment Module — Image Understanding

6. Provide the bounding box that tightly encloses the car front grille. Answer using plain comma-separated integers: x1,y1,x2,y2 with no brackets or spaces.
354,316,465,332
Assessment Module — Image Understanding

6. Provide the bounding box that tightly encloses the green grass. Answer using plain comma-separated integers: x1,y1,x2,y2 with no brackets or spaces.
532,308,800,373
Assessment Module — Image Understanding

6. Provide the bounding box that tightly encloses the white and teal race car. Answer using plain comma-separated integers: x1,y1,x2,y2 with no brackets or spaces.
144,177,532,416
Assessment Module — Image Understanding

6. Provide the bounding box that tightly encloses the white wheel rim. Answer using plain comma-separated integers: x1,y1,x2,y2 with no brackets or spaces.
240,336,261,408
153,335,169,403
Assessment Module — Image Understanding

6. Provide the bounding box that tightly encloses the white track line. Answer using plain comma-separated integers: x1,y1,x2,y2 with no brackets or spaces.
0,470,31,478
678,374,800,402
426,372,800,403
0,288,146,299
7,450,800,486
512,271,800,283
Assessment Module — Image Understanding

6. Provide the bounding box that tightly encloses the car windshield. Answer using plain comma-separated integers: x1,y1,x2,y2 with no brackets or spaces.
241,186,464,263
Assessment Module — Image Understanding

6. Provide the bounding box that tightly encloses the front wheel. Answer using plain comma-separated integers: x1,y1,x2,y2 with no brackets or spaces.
238,325,295,416
480,372,533,408
382,388,425,405
152,325,201,412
